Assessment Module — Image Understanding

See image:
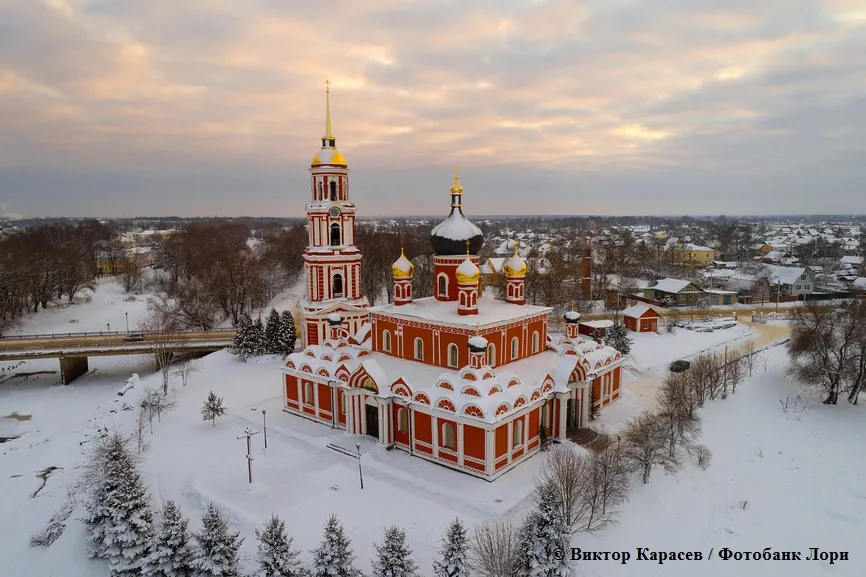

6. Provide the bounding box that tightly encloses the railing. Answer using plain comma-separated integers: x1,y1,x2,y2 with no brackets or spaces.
0,329,235,341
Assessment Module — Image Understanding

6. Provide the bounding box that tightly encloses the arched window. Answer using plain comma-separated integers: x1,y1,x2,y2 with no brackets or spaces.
382,330,392,353
304,382,313,405
487,343,496,367
397,408,408,433
317,181,323,200
330,223,341,246
531,331,539,354
513,418,523,447
329,180,338,201
448,344,459,368
414,338,424,361
511,337,519,360
438,274,447,297
441,422,456,449
332,273,344,298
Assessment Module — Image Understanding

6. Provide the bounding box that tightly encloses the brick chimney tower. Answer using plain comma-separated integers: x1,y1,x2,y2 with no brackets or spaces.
581,239,592,300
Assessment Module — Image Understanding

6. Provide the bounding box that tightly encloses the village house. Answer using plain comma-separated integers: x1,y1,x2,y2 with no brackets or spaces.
280,87,625,481
620,304,661,333
644,278,708,307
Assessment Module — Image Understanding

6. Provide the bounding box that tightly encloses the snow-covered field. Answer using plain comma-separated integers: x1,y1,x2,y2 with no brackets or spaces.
1,283,861,576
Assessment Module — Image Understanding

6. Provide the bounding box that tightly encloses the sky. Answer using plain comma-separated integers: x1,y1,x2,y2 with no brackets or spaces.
1,0,865,219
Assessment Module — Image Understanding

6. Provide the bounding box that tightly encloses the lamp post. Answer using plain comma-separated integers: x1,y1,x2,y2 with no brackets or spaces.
107,322,110,333
356,443,364,489
262,409,267,449
125,312,129,333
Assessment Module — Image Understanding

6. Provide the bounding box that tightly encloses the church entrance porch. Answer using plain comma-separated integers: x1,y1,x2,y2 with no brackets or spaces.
365,403,379,440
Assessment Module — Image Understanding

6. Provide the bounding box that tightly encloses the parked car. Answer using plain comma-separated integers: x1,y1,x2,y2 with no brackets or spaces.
670,360,690,372
123,333,145,342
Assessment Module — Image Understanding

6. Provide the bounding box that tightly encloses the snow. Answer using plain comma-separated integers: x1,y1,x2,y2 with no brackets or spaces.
580,320,613,329
650,278,695,294
431,212,482,242
620,304,654,319
353,322,371,344
456,257,479,279
327,313,343,323
504,253,526,274
564,311,581,321
764,265,808,286
392,253,413,273
468,336,488,349
370,295,551,329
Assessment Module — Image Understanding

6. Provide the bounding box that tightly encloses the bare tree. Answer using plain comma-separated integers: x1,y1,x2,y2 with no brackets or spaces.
727,354,746,395
120,256,143,293
742,338,758,377
621,413,674,483
139,308,179,395
585,441,630,532
689,444,712,470
532,445,588,534
468,519,520,577
656,391,702,462
135,404,149,453
172,357,199,388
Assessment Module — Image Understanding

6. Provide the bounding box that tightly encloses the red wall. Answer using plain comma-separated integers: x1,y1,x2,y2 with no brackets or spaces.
414,412,432,454
463,425,486,471
285,375,299,408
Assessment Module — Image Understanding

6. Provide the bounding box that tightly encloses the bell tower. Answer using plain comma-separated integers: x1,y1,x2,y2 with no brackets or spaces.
299,81,370,347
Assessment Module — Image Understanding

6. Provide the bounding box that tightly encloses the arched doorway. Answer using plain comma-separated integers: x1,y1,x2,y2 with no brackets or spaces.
364,393,379,440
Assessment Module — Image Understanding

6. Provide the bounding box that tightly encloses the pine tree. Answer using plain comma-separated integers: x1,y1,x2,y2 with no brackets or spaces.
144,500,196,577
254,514,304,577
84,432,154,576
311,515,359,577
276,311,297,357
201,391,227,427
605,321,632,355
517,491,571,577
192,503,243,577
264,309,281,354
252,317,266,356
234,313,253,362
371,525,418,577
432,519,469,577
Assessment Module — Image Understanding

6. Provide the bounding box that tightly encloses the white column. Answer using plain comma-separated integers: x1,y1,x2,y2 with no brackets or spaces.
523,414,529,448
457,422,464,467
485,428,495,476
296,379,303,411
411,409,417,453
507,420,513,465
378,402,387,445
314,380,320,418
345,390,353,432
558,395,568,439
431,415,439,459
359,395,366,436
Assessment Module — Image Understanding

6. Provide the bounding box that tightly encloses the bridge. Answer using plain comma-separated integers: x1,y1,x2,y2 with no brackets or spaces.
0,329,236,384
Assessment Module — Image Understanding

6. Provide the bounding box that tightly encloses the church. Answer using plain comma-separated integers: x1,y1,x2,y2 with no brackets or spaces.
281,85,624,480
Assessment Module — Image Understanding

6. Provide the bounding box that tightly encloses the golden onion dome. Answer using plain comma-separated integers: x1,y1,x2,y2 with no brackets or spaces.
312,148,347,166
391,247,415,278
503,239,526,277
455,256,480,284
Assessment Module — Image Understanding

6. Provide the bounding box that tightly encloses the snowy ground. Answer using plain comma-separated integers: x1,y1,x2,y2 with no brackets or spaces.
2,283,861,576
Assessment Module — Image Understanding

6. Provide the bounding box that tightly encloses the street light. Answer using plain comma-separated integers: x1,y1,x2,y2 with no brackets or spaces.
355,443,364,489
262,409,267,449
125,312,129,333
107,322,110,333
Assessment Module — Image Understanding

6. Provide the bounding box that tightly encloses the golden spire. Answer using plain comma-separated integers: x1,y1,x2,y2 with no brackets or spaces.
465,239,471,256
513,237,520,256
324,79,334,140
571,299,575,311
450,164,463,194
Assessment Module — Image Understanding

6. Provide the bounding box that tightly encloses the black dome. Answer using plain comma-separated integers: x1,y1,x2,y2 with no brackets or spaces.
430,208,485,256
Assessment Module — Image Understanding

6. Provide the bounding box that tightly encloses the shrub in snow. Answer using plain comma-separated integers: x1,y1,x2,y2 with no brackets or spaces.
371,525,418,577
84,432,154,575
144,500,196,577
432,518,469,577
201,391,227,427
264,309,281,354
690,444,712,470
517,490,571,577
276,310,297,358
311,515,359,577
468,519,520,577
192,503,243,577
254,514,304,577
30,498,75,547
605,321,632,356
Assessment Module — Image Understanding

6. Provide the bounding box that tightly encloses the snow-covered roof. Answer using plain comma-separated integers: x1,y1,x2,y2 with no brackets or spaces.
392,253,413,273
620,304,656,319
651,278,698,294
685,243,714,252
564,311,581,321
841,255,864,265
481,258,505,274
580,320,614,329
327,313,343,323
456,257,480,279
852,277,866,290
431,212,482,242
764,265,808,285
353,322,371,344
370,295,551,329
468,336,489,349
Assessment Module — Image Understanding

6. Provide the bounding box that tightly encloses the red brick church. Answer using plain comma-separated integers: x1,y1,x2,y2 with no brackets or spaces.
281,85,624,480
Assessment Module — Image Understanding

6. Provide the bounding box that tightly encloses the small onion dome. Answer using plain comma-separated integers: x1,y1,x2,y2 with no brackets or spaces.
327,313,343,325
312,148,347,166
430,166,484,255
564,311,581,323
503,252,526,277
468,336,489,352
455,257,480,284
391,247,414,278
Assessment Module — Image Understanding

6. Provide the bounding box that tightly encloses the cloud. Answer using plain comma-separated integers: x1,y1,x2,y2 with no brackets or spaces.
0,0,864,217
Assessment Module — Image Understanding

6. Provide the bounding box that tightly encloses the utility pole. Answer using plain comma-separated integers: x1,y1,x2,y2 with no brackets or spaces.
125,312,129,333
261,409,267,449
237,427,259,483
356,443,364,489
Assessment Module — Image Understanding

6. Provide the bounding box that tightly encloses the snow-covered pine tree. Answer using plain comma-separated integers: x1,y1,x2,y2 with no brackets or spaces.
144,500,196,577
192,503,243,577
517,491,571,577
264,309,281,354
234,313,253,362
605,321,632,355
371,525,418,577
277,311,297,358
254,514,304,577
311,515,359,577
432,518,469,577
252,317,267,356
83,432,154,576
201,391,227,427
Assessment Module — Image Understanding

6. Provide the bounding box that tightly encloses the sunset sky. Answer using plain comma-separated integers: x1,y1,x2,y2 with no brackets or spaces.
1,0,864,219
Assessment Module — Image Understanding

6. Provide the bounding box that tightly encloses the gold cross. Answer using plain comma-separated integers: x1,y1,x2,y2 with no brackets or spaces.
325,79,330,93
465,239,471,255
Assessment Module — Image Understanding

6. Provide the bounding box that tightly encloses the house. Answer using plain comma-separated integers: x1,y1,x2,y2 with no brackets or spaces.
762,265,816,296
644,278,707,307
620,305,661,333
281,89,624,481
682,243,715,265
578,320,614,339
705,289,738,305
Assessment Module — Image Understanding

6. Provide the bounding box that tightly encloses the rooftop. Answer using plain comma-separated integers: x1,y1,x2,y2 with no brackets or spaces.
370,294,551,329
